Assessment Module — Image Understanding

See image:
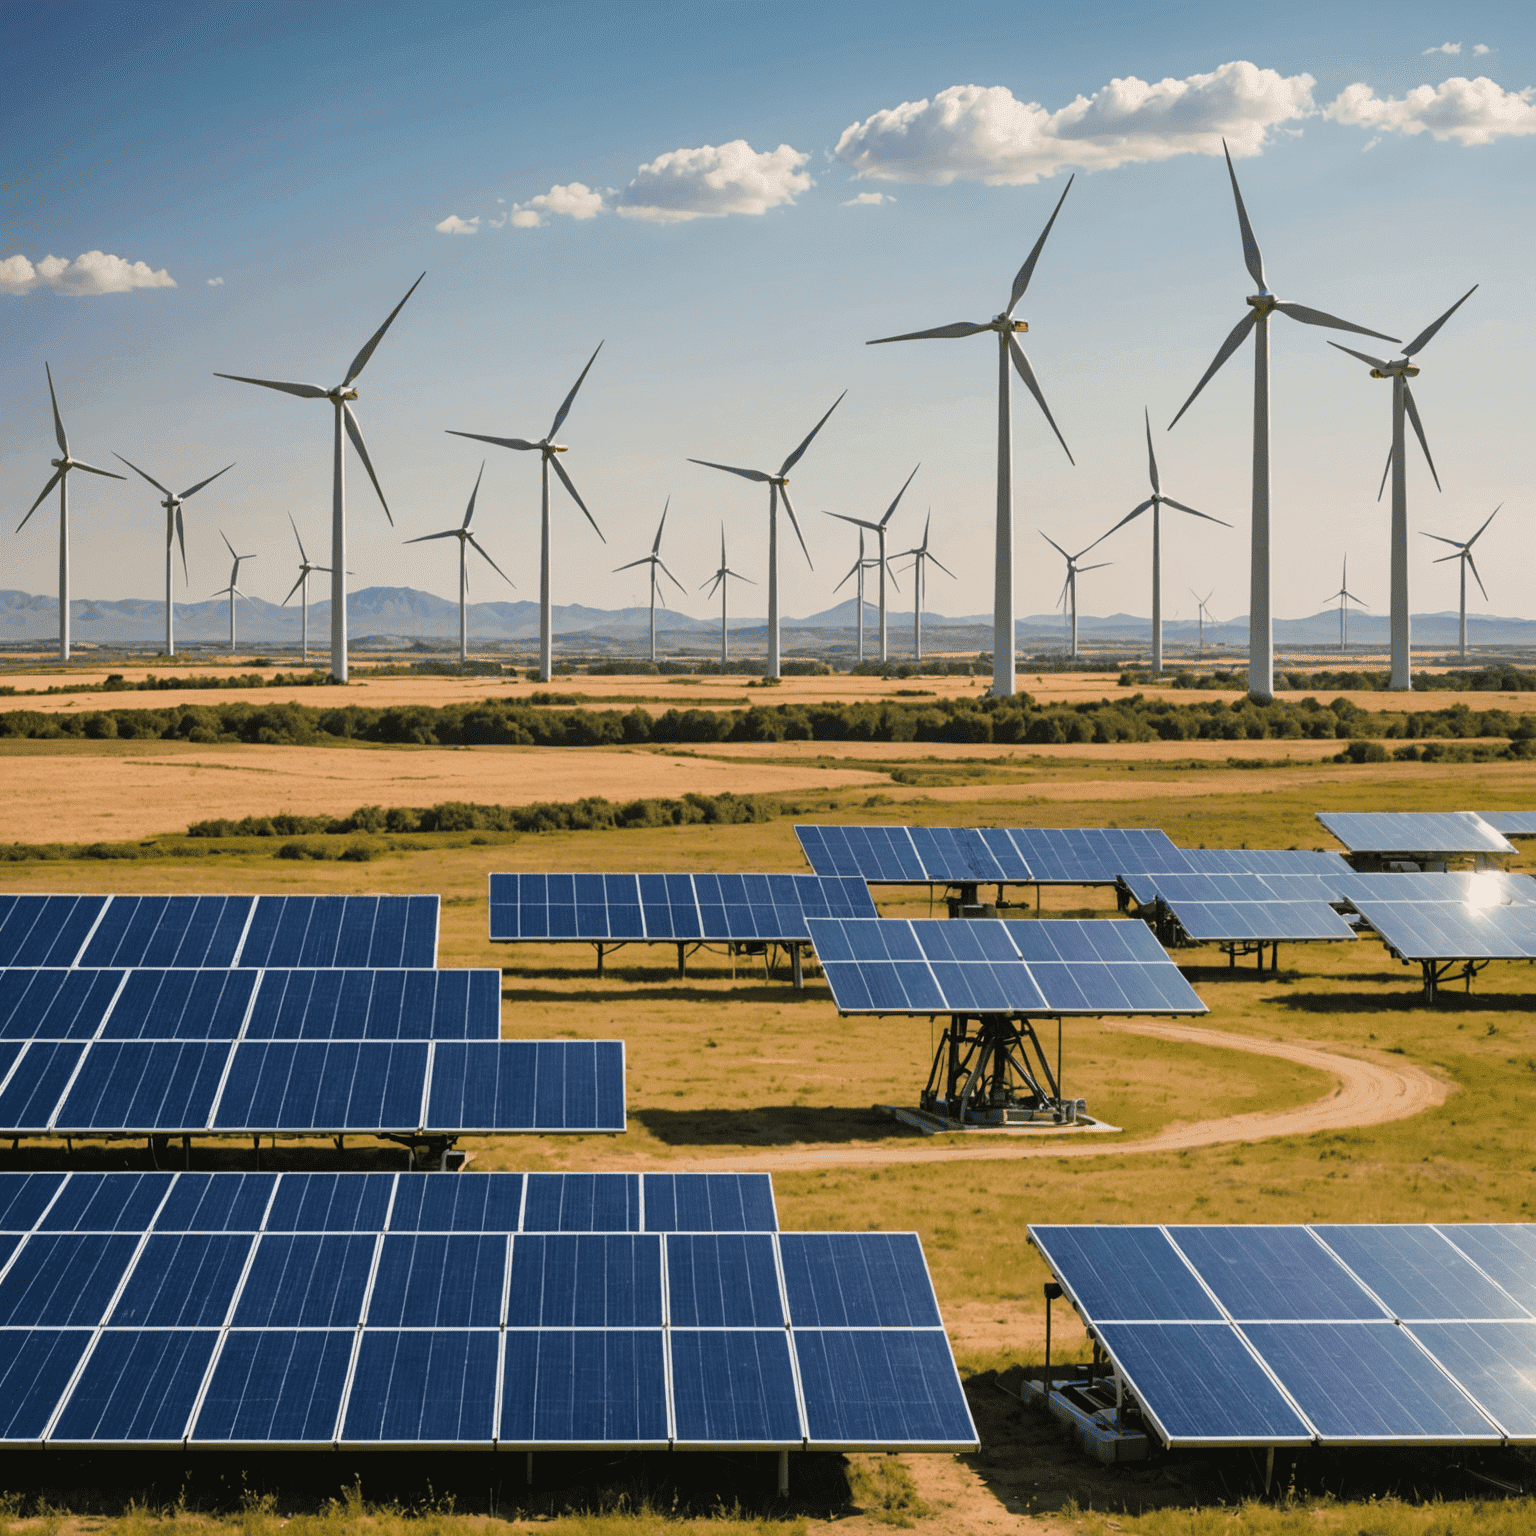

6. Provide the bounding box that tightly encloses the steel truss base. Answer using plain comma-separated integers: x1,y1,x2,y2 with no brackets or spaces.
1421,957,1490,1001
590,940,805,986
1224,939,1282,972
920,1012,1087,1128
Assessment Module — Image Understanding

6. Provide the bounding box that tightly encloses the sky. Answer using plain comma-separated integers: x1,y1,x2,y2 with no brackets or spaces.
2,0,1532,628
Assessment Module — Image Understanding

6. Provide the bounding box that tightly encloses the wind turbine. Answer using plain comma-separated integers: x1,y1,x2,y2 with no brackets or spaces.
1041,533,1110,660
1087,411,1229,675
868,178,1075,700
1191,588,1219,659
213,532,256,655
893,512,955,663
1424,505,1500,663
700,523,754,670
823,464,919,663
113,454,235,658
830,527,876,664
688,393,843,679
613,498,686,664
281,514,332,664
1323,556,1368,654
216,273,423,682
1328,286,1477,690
447,345,604,682
1168,144,1397,704
17,364,124,661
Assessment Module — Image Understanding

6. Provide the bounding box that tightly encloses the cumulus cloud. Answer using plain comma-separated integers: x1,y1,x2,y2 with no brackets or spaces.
0,251,176,296
1474,43,1492,54
505,181,605,228
843,191,893,205
206,276,224,286
435,214,480,234
613,141,811,221
832,62,1316,185
1423,42,1462,55
1326,75,1536,144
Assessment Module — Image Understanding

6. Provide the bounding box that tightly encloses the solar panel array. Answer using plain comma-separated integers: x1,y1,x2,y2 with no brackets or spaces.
0,1171,974,1452
1316,811,1515,857
1474,811,1536,838
0,896,440,970
488,873,876,944
805,918,1206,1016
1031,1222,1536,1448
1351,900,1536,963
1162,848,1352,877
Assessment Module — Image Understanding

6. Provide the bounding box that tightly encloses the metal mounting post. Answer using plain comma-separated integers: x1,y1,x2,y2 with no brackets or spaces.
777,1449,789,1496
791,944,804,990
677,942,686,978
1043,1281,1061,1396
595,942,604,977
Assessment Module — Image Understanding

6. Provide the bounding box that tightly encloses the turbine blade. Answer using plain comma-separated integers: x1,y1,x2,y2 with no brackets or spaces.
1168,311,1257,430
832,559,861,594
612,556,651,572
779,391,845,477
221,530,237,559
658,559,686,593
929,555,956,579
1431,551,1461,565
1402,385,1440,492
70,460,125,479
45,363,69,457
344,403,392,524
214,373,329,399
1039,531,1069,559
113,453,171,497
1143,407,1160,495
1161,497,1230,527
175,507,188,583
726,569,755,584
884,562,901,593
1007,173,1074,316
446,431,540,451
866,321,990,344
1343,591,1368,606
1273,302,1398,343
468,535,514,585
289,512,308,564
1377,443,1393,503
777,483,814,569
551,455,604,541
179,462,235,499
462,461,486,529
1466,551,1488,601
825,511,879,531
701,573,723,596
688,459,771,483
1467,504,1501,546
343,272,425,387
880,463,920,526
1327,340,1392,371
1008,337,1074,464
403,530,461,543
1223,141,1267,291
18,470,63,528
1085,500,1154,550
1419,532,1462,548
1403,284,1478,358
283,574,305,604
549,341,603,439
652,496,669,554
1080,561,1112,573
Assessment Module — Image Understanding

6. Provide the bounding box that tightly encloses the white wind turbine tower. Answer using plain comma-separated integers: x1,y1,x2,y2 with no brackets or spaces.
1328,286,1477,690
830,526,877,664
1323,556,1368,654
689,393,843,679
1424,505,1500,663
216,273,423,682
868,179,1075,700
448,345,604,682
1169,144,1397,704
700,523,754,670
1087,410,1229,675
112,454,235,658
893,512,955,663
614,498,686,664
17,364,124,661
1191,588,1219,659
212,532,256,654
1041,533,1110,660
823,464,918,664
282,514,332,664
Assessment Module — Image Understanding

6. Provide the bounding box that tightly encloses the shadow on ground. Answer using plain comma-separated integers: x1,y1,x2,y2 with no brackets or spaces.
633,1103,923,1148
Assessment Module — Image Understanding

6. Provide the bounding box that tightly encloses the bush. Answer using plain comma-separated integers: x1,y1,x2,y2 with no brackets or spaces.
1339,739,1389,764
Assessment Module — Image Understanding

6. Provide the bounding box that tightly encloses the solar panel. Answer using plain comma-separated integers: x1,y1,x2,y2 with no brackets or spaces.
1342,871,1536,904
1164,848,1353,877
1030,1222,1536,1448
1474,811,1536,838
806,918,1206,1016
0,897,109,968
0,1172,973,1452
488,872,875,944
1351,899,1536,962
1316,811,1515,857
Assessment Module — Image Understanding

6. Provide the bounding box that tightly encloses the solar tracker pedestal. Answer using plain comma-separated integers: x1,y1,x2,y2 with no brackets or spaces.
1420,957,1487,1000
921,1013,1084,1128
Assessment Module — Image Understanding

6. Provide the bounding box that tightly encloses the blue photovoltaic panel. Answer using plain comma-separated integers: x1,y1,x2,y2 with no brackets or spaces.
388,1172,524,1233
0,896,108,969
1168,848,1352,877
1352,899,1536,961
233,1233,376,1327
78,896,252,970
153,1173,276,1233
1475,810,1536,838
794,1330,975,1449
487,872,875,943
213,1042,430,1133
1343,871,1536,904
367,1234,506,1327
1167,1226,1387,1322
51,1328,218,1446
779,1233,942,1328
643,1173,777,1233
522,1172,639,1232
1436,1226,1536,1313
1161,899,1357,943
101,970,258,1039
506,1234,662,1327
1009,827,1182,883
41,1172,168,1233
241,969,500,1040
1409,1323,1536,1438
342,1330,499,1444
55,1041,230,1132
1313,1226,1531,1321
0,1043,86,1131
109,1233,251,1327
1030,1226,1222,1322
1317,810,1515,856
666,1234,782,1327
793,826,928,882
425,1040,626,1133
671,1330,801,1446
193,1329,354,1444
0,1331,91,1443
0,1232,140,1326
0,1173,65,1231
237,895,439,968
0,970,127,1040
500,1330,670,1446
264,1173,394,1232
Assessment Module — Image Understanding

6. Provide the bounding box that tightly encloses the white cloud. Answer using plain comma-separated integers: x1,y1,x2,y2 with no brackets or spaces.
0,251,177,296
842,191,893,205
613,141,812,222
435,214,480,234
832,62,1316,185
507,181,606,228
1326,75,1536,144
1474,43,1492,55
1423,42,1462,55
206,276,224,286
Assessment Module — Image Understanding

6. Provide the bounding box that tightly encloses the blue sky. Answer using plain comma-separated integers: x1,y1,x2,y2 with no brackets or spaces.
3,0,1532,626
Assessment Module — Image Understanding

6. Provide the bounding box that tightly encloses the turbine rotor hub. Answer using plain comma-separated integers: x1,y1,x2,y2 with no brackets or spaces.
329,386,359,402
991,314,1028,332
1245,293,1277,316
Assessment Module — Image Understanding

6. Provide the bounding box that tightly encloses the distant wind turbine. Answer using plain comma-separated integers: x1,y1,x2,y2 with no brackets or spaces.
688,392,843,679
17,364,125,661
868,179,1075,700
212,531,256,655
1328,285,1477,690
448,345,604,682
1087,411,1229,675
1191,588,1219,659
614,498,686,664
700,523,754,670
1424,505,1500,663
893,512,955,663
830,527,877,665
281,514,332,664
216,273,423,682
823,464,919,664
1041,533,1109,660
1169,144,1397,704
113,453,235,658
1323,556,1369,654
403,463,512,665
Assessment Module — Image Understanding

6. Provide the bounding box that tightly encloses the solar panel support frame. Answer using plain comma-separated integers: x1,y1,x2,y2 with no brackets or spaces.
920,1012,1085,1129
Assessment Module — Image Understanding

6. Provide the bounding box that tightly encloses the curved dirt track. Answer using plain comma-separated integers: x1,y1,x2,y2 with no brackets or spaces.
659,1022,1451,1174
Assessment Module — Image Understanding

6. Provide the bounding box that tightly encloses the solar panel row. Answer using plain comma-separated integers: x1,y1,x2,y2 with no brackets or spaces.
1475,811,1536,838
1031,1223,1536,1447
0,896,440,971
0,1040,624,1135
1124,869,1536,908
806,918,1206,1016
1316,811,1516,857
1351,900,1536,962
488,873,876,944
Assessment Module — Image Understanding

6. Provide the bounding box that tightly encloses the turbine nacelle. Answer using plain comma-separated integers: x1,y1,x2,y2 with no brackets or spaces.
1369,361,1420,379
327,386,360,403
991,315,1028,333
